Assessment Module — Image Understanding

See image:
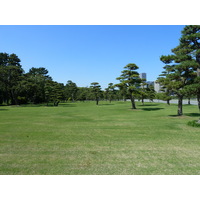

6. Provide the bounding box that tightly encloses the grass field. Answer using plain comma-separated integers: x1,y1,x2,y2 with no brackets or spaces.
1,101,200,175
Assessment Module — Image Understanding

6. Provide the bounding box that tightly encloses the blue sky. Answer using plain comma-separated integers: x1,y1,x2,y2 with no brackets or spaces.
0,25,185,89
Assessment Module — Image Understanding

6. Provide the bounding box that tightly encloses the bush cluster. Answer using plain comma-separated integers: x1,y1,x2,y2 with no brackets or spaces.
187,120,200,127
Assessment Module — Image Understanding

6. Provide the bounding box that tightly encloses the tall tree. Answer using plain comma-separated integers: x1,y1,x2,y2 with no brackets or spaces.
155,79,172,105
116,63,141,109
156,70,173,106
0,53,24,105
146,85,156,102
137,77,147,105
65,80,78,102
178,25,200,75
177,25,200,109
159,55,198,115
45,80,64,106
76,87,88,102
184,76,200,110
105,83,116,103
26,67,52,103
116,84,127,102
90,82,102,105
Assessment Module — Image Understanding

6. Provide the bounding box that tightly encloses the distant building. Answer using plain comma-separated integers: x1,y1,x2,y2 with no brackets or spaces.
198,68,200,77
139,73,147,80
146,81,154,88
154,82,162,93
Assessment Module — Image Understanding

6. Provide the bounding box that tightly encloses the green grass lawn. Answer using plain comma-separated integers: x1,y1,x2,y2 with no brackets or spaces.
1,101,200,175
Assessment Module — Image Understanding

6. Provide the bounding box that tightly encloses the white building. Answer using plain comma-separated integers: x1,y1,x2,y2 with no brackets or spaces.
198,68,200,77
154,82,162,93
146,81,154,88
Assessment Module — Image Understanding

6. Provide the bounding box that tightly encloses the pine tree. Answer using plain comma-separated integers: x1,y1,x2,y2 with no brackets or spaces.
90,82,102,105
116,63,141,109
177,25,200,110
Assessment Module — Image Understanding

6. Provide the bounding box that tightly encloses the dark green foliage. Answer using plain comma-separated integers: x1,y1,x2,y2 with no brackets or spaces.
187,120,200,127
146,85,156,102
156,92,172,105
0,53,24,105
178,25,200,110
25,67,52,104
45,81,64,106
0,52,21,67
115,84,128,101
104,83,116,103
90,82,102,105
0,53,66,106
136,80,147,105
158,25,200,116
116,63,142,109
76,87,88,102
64,80,78,102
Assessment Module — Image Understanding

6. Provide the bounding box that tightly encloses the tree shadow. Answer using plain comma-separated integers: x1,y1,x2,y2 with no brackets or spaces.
138,104,159,107
0,109,9,111
185,113,200,117
20,104,44,107
140,108,164,111
61,104,77,107
98,104,115,106
20,103,77,107
168,115,181,117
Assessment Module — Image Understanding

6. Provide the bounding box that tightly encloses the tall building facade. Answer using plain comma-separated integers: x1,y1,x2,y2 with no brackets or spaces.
139,73,147,80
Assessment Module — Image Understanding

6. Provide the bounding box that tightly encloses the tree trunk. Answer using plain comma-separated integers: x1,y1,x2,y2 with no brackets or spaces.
141,98,144,105
197,94,200,111
54,100,59,106
188,98,191,105
130,94,136,109
96,98,99,105
5,86,9,105
11,89,19,105
177,95,183,116
167,99,170,105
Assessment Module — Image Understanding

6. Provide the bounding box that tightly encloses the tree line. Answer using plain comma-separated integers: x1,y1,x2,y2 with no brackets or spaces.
0,52,155,106
116,25,200,116
1,25,200,116
157,25,200,116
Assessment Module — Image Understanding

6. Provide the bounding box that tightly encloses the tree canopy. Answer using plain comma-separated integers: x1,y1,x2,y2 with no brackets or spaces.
158,25,200,115
116,63,142,109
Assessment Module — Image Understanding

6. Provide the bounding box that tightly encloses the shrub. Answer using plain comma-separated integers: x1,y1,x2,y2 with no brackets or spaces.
17,96,28,104
187,120,200,127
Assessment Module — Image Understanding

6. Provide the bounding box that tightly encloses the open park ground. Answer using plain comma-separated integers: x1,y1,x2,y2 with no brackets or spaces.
1,101,200,175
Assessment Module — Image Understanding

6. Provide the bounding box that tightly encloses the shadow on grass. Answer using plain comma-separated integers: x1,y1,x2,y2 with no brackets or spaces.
20,104,45,107
20,103,77,107
140,108,164,111
185,113,200,117
168,115,180,117
138,104,160,107
0,109,9,111
98,104,115,106
168,114,189,118
61,104,77,107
